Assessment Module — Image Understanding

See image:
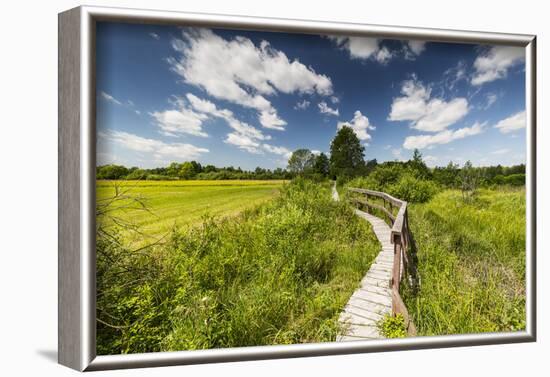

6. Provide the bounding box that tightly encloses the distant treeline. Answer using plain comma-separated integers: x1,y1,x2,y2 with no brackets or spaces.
96,161,296,181
97,125,525,188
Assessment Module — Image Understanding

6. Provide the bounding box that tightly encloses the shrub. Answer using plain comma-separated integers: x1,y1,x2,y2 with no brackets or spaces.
96,179,380,354
377,314,406,338
125,169,148,180
386,174,440,203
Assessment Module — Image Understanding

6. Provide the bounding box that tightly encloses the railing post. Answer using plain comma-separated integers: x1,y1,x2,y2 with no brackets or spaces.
392,237,402,315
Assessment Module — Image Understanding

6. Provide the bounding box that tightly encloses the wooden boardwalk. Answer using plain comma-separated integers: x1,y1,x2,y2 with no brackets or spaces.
332,184,394,341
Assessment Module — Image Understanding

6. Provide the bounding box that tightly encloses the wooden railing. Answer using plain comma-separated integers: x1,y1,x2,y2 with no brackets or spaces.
348,188,417,336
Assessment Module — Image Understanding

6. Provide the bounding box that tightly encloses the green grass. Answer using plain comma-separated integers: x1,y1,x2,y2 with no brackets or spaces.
402,187,526,335
96,179,380,354
96,180,286,243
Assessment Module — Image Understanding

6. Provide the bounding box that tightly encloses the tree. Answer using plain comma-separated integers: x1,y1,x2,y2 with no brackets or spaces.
329,126,365,178
459,160,480,202
287,149,315,175
313,153,330,177
179,161,198,179
406,149,431,179
97,164,129,180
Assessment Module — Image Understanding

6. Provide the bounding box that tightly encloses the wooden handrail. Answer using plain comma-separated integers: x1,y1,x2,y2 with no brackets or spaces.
347,187,417,336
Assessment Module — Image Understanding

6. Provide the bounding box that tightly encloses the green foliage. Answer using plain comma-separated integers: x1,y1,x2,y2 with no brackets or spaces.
313,152,330,177
96,179,380,354
346,163,440,203
493,173,525,186
377,314,406,338
97,164,129,180
387,174,440,203
179,161,198,179
287,149,316,175
125,169,148,180
401,188,526,336
330,126,365,179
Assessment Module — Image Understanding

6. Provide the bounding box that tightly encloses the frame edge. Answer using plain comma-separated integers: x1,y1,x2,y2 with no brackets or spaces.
58,5,84,371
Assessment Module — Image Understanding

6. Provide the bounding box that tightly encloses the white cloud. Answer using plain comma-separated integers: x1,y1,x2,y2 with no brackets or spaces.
471,46,524,86
484,92,499,109
224,133,262,154
374,47,393,64
391,148,405,161
100,91,122,106
329,36,378,59
423,155,439,167
406,41,426,56
99,130,208,160
494,110,525,133
491,148,511,155
403,121,485,150
330,96,340,104
262,143,292,159
150,98,209,137
328,36,393,64
184,93,289,158
294,99,310,110
318,101,339,116
169,28,333,130
337,110,376,142
149,32,160,40
388,77,469,132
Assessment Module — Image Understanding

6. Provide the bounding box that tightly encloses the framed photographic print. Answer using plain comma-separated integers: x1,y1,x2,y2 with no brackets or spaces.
58,5,536,371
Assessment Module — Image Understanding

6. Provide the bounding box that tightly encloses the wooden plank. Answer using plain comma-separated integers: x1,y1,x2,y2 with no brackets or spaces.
359,285,392,297
351,289,392,306
340,312,383,327
343,304,385,322
361,276,391,289
347,297,391,314
345,324,382,338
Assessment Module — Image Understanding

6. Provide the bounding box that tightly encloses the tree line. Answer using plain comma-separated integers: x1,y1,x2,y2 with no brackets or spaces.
97,125,525,189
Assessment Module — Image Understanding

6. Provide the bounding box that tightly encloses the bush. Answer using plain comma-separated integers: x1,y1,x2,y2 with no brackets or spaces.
377,314,406,338
125,169,148,180
386,174,440,203
347,168,440,203
494,174,525,186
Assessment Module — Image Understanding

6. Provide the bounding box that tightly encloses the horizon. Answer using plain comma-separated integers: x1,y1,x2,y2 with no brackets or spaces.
96,22,527,170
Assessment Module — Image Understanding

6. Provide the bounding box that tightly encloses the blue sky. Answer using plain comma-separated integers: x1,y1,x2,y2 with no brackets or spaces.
96,22,526,170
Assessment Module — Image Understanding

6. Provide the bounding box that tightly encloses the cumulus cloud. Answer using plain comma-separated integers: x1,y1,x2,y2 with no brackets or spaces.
471,46,524,86
403,121,485,150
328,36,393,64
99,130,209,160
318,101,339,116
294,99,310,110
150,98,209,137
262,143,292,159
494,110,525,133
406,40,426,56
169,28,333,130
337,111,375,141
388,77,469,132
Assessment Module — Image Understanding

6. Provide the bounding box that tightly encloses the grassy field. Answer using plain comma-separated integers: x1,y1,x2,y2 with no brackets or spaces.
96,180,286,242
96,179,380,354
402,187,526,335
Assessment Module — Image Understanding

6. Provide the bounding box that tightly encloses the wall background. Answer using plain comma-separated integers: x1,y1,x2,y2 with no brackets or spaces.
0,0,546,375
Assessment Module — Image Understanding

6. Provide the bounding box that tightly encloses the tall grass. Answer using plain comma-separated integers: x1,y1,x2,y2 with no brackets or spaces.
402,188,526,335
97,179,380,354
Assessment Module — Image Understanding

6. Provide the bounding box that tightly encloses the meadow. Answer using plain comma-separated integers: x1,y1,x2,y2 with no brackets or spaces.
96,180,286,243
96,179,380,354
401,188,526,335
